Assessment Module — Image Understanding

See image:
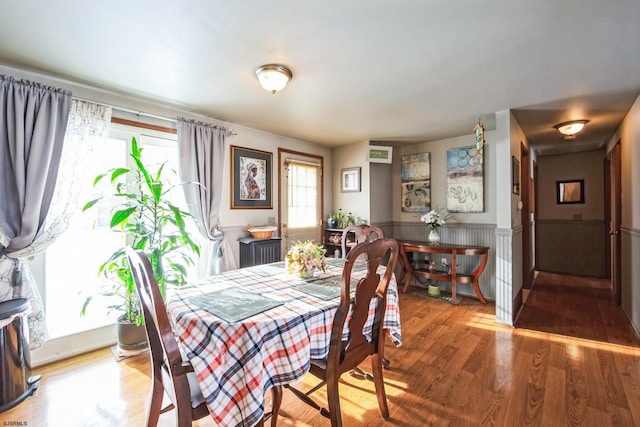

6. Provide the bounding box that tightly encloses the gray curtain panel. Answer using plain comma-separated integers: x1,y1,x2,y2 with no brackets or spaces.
0,75,72,348
0,75,72,253
177,118,234,274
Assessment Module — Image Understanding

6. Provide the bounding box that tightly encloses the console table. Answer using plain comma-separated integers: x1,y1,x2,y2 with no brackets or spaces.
398,240,489,305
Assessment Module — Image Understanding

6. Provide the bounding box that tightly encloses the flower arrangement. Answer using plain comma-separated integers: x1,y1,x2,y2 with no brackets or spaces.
286,240,327,277
420,209,447,230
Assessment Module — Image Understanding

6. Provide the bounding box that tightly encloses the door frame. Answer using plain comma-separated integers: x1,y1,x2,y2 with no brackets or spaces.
277,148,324,254
520,142,532,289
609,141,622,305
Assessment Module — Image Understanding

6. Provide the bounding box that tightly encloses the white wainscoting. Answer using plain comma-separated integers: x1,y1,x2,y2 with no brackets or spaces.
495,228,515,325
621,226,640,338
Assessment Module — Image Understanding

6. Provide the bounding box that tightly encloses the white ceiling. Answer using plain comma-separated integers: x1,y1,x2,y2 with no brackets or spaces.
1,1,639,155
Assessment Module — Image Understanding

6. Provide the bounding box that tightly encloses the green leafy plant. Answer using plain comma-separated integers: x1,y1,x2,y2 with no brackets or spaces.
331,209,346,228
81,137,200,325
346,212,355,226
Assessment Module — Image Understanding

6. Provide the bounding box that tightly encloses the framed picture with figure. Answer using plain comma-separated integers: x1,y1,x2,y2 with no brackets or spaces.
231,146,272,209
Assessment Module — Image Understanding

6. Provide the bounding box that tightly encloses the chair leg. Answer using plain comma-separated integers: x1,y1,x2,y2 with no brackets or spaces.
147,370,164,427
371,354,389,420
326,373,343,427
270,385,282,427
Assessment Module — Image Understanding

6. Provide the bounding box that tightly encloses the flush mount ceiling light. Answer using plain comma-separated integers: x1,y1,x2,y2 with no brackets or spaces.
554,120,589,138
255,64,293,94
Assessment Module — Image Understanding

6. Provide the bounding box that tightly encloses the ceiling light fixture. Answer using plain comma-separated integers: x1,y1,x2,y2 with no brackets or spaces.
554,120,589,137
255,64,293,94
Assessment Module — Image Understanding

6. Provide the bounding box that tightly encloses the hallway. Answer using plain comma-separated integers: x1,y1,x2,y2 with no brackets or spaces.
516,271,639,347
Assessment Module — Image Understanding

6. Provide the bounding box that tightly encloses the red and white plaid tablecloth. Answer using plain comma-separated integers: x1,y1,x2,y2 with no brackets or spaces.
166,258,401,427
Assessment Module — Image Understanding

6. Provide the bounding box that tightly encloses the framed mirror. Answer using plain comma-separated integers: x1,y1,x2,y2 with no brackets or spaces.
556,179,584,204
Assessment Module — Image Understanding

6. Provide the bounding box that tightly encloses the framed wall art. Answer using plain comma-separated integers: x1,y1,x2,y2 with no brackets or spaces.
341,167,361,192
446,145,484,213
512,156,520,195
367,146,393,164
230,145,272,209
556,179,584,204
401,152,430,212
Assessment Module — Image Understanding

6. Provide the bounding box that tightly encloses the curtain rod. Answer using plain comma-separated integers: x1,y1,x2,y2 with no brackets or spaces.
72,95,237,135
72,95,176,123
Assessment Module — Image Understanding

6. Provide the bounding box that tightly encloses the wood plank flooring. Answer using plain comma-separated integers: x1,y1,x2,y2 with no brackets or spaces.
4,273,640,426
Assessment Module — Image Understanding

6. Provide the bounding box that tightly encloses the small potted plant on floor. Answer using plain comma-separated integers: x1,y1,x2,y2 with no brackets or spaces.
82,137,200,354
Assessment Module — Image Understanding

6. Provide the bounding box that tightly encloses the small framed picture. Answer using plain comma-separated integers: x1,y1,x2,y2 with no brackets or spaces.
512,156,520,195
556,179,584,204
341,167,361,193
367,146,393,164
230,145,272,209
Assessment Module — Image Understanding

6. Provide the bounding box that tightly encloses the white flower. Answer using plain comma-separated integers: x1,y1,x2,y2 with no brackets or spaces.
420,209,446,229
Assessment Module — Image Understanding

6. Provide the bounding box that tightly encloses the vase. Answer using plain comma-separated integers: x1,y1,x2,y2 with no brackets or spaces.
428,229,440,245
299,268,315,279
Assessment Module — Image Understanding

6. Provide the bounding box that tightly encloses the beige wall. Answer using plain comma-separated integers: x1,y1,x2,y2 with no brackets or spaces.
370,162,393,224
614,93,640,335
537,150,606,221
393,131,497,225
618,95,640,230
332,140,371,222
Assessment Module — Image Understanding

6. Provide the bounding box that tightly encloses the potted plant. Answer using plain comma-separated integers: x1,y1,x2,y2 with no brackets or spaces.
332,209,346,229
81,137,200,353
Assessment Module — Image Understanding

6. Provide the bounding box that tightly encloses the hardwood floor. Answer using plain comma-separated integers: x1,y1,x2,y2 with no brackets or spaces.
517,271,638,345
4,275,640,426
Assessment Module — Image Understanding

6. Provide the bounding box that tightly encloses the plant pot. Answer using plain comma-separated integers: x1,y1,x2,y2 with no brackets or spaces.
116,315,148,355
428,285,441,297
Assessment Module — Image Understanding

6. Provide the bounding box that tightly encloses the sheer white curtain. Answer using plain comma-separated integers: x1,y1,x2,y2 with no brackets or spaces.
0,96,111,348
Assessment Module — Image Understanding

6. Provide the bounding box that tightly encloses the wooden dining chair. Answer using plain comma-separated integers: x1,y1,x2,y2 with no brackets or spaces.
125,247,282,427
341,224,392,370
341,224,384,259
284,238,400,427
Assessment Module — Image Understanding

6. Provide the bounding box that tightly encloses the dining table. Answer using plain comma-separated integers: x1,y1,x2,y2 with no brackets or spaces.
166,257,402,427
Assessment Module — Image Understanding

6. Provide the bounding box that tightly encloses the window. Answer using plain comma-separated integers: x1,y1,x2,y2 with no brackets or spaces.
33,125,199,346
287,162,319,228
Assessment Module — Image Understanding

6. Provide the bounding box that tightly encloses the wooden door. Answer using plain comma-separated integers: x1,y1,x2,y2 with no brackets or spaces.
278,148,324,258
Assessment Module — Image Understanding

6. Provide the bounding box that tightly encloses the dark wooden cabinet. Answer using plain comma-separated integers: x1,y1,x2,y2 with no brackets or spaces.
238,237,281,268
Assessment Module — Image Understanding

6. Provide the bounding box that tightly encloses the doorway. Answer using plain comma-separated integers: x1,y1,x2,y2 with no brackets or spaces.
277,148,324,258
